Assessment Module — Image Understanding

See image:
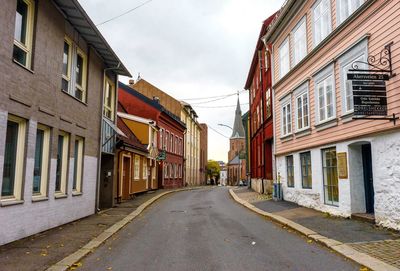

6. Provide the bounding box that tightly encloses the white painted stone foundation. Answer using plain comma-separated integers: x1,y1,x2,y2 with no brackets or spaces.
276,131,400,231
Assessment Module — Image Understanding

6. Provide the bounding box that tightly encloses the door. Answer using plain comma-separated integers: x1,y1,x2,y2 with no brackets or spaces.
362,144,374,214
122,157,130,200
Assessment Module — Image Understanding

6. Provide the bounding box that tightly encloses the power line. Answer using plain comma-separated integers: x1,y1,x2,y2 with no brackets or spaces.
181,90,246,101
208,126,230,139
192,103,249,109
96,0,153,26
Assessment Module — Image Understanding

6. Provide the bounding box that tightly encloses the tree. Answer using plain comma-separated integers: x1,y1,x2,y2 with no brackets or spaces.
206,160,221,181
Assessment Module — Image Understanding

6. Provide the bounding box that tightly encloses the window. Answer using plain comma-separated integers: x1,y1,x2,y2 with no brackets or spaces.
104,77,115,120
143,158,148,180
322,148,338,206
165,132,169,152
316,75,335,123
152,166,156,180
174,164,177,179
286,156,294,187
55,132,69,195
33,124,50,197
264,50,270,71
293,17,307,65
13,0,35,68
256,106,260,128
134,155,140,180
300,152,312,189
170,133,174,153
281,101,292,136
160,129,164,149
164,163,168,178
313,0,332,46
170,164,173,178
337,0,364,24
265,89,271,119
73,137,84,193
62,38,72,92
61,37,87,102
1,116,26,201
295,85,309,131
339,40,368,114
178,164,182,178
279,38,290,78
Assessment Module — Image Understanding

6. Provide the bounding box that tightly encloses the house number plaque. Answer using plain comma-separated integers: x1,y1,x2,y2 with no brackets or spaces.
337,152,348,179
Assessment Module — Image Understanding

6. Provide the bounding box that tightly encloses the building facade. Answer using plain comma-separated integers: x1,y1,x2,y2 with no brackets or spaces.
181,102,201,186
199,123,208,185
119,83,186,189
0,0,130,245
227,99,247,186
266,0,400,230
245,13,277,193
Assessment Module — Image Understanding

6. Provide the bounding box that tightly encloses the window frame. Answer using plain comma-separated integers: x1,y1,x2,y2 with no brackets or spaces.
33,124,51,198
1,115,27,202
336,0,364,25
312,0,332,47
13,0,35,69
292,16,307,66
279,37,290,79
322,147,339,206
265,89,272,119
286,155,294,188
134,155,140,180
294,83,310,132
314,64,336,124
61,37,73,93
281,96,292,137
143,158,148,181
55,131,70,196
300,151,312,189
103,77,115,121
72,136,84,194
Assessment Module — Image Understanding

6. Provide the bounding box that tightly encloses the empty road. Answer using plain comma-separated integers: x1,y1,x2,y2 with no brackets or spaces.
80,188,359,271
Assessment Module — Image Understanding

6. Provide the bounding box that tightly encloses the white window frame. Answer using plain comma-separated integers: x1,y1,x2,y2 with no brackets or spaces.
294,83,310,132
279,37,290,79
103,77,115,121
292,16,307,66
55,131,69,196
134,155,140,180
314,64,336,124
33,124,51,198
164,162,169,178
13,0,35,69
312,0,332,47
280,95,292,137
143,158,148,181
338,39,368,114
265,89,272,119
73,136,84,194
62,36,88,103
1,115,26,202
337,0,364,25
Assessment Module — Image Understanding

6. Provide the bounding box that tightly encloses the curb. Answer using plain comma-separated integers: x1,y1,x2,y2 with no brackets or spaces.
46,187,202,271
229,189,399,271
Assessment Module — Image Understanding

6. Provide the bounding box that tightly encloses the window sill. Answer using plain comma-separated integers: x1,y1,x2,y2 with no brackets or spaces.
340,112,355,123
287,186,295,189
295,128,311,138
0,199,24,207
12,59,34,74
32,196,49,202
280,134,293,142
315,118,338,132
55,193,68,199
61,90,88,106
72,191,83,197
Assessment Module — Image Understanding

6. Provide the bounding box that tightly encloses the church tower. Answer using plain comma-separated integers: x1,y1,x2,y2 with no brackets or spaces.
228,98,246,163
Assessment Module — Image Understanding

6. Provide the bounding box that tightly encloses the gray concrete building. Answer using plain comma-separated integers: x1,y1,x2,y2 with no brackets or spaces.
0,0,130,245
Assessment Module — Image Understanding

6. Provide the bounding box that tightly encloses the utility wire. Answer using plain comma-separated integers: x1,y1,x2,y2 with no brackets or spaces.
193,103,249,109
208,126,230,139
181,90,246,101
96,0,153,26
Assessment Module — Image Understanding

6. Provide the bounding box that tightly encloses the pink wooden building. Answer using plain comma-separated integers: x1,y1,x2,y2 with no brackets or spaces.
265,0,400,230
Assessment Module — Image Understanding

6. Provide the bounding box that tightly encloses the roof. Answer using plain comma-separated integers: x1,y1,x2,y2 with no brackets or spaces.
52,0,131,77
231,98,246,139
117,116,148,153
244,12,279,89
119,82,187,128
228,155,240,165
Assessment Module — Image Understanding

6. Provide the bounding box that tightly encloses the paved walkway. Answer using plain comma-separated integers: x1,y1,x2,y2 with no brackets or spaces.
234,188,400,269
0,189,170,271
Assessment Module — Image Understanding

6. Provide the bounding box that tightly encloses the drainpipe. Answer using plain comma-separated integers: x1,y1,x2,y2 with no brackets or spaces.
95,62,121,213
258,50,265,195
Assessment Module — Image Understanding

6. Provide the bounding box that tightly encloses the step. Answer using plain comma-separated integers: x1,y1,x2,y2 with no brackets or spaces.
351,213,375,224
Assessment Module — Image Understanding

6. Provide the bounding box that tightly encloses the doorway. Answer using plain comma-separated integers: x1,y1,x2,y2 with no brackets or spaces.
362,144,374,214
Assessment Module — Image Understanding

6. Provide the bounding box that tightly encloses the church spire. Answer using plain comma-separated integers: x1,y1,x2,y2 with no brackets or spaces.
230,97,246,139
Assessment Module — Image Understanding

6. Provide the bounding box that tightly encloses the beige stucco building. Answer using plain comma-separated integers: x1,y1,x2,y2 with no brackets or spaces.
181,102,202,186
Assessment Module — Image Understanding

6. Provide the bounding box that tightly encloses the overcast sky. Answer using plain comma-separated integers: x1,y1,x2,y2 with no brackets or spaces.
79,0,284,162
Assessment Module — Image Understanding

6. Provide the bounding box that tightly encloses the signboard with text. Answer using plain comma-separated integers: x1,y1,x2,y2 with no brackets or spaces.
348,73,388,116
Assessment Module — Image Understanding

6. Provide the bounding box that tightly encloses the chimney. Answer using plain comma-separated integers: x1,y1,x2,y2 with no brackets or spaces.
128,79,135,86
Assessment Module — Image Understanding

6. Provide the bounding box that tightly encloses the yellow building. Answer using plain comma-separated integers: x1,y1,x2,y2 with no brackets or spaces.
181,102,202,186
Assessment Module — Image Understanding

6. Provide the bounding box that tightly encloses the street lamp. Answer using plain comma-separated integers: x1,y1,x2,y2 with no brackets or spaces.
218,123,233,130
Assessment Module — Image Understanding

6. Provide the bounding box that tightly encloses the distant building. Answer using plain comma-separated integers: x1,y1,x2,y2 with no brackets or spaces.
218,161,227,186
199,124,208,185
227,98,247,185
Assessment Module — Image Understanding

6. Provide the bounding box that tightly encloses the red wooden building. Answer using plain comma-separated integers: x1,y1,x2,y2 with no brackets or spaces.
244,13,278,190
119,82,186,189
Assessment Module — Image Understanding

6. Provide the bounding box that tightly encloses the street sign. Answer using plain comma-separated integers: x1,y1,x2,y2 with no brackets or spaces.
347,73,390,81
156,150,166,161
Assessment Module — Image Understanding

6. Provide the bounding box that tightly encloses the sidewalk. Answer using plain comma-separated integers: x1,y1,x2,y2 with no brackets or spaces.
0,189,177,271
232,187,400,271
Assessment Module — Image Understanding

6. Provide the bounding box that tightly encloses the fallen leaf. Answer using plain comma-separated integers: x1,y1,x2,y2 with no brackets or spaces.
60,244,64,247
307,240,313,244
108,247,112,250
359,267,369,271
107,267,112,270
40,253,48,257
25,251,30,255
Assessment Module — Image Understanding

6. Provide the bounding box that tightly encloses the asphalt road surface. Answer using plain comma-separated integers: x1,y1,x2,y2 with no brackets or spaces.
80,188,359,271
